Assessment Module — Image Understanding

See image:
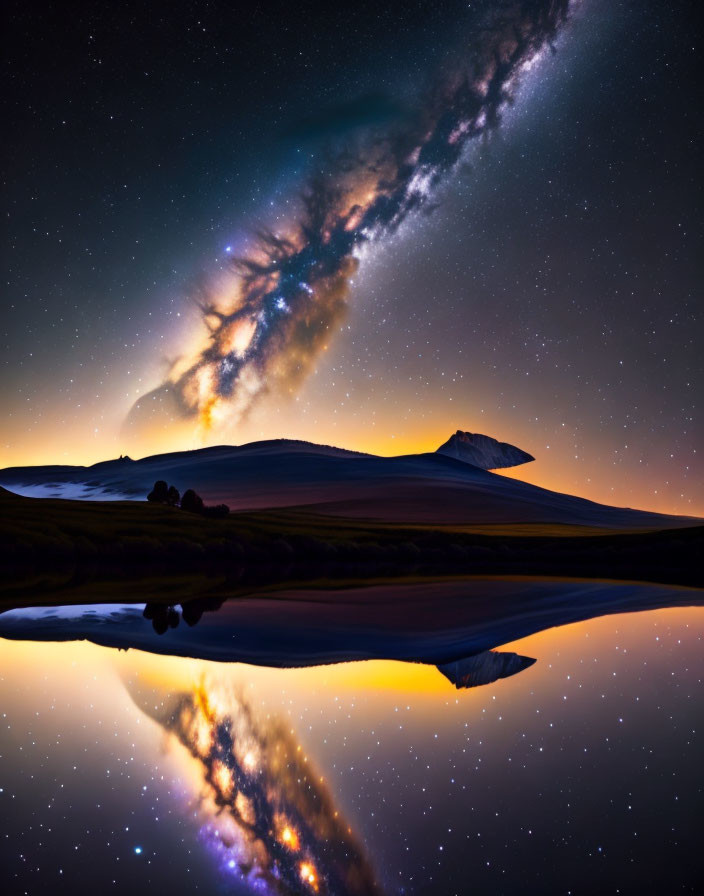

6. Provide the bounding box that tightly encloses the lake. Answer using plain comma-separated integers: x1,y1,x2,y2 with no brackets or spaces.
0,601,702,894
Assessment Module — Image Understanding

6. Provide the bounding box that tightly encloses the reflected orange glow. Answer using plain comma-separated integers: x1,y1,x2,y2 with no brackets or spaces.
1,604,701,707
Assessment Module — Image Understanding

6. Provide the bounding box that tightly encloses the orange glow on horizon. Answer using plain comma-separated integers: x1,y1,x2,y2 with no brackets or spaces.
0,406,701,517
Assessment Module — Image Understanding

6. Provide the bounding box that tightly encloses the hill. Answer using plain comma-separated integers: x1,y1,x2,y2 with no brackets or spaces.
0,437,697,530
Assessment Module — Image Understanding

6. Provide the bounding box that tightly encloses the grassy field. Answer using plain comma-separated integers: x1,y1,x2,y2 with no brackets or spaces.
0,487,668,543
1,487,702,610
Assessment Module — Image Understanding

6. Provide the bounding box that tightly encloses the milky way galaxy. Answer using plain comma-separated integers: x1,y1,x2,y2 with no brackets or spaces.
129,676,382,895
126,0,571,437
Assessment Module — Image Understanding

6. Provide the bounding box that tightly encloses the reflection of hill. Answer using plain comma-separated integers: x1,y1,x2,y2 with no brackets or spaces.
437,650,536,689
1,579,702,670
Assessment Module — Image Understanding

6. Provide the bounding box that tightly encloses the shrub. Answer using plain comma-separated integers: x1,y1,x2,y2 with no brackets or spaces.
181,489,205,514
147,480,168,503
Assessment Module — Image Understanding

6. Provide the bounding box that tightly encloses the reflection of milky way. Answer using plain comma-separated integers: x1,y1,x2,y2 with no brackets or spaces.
129,677,382,895
127,0,572,434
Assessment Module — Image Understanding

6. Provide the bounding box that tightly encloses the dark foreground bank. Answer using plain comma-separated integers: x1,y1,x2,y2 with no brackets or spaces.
1,487,702,613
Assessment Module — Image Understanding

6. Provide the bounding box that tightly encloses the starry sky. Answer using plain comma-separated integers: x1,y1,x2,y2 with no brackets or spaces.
2,0,702,515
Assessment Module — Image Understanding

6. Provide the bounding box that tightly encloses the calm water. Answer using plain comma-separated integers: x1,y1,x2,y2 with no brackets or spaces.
1,607,702,895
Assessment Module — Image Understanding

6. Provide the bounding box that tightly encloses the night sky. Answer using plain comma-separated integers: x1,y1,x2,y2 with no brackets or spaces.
2,0,702,515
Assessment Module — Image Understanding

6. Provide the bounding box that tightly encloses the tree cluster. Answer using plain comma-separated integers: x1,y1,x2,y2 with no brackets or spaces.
147,480,229,518
147,480,180,506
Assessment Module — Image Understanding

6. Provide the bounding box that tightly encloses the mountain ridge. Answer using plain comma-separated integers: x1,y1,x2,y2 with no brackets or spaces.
0,435,699,530
436,430,534,469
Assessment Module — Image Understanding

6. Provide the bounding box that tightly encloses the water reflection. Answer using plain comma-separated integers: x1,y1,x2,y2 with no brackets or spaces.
437,650,536,688
117,649,536,893
0,605,702,895
1,578,701,670
127,676,381,895
143,596,226,632
142,598,538,690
